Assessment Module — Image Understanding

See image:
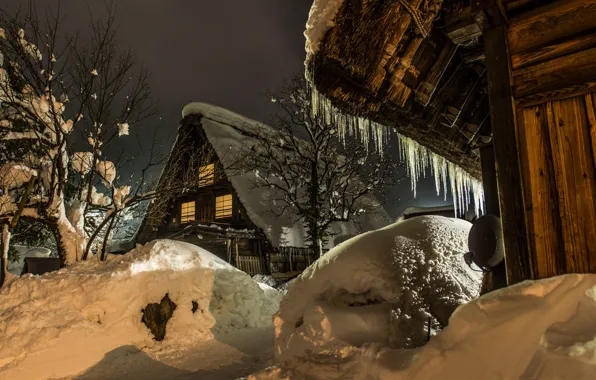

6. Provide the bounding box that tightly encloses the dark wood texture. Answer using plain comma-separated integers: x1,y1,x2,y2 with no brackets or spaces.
415,41,459,106
511,33,596,71
516,105,565,278
513,47,596,98
546,96,596,273
508,0,596,55
518,81,596,108
484,24,532,285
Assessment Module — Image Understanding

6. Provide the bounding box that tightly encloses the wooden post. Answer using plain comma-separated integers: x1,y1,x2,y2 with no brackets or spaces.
479,145,508,293
483,22,533,285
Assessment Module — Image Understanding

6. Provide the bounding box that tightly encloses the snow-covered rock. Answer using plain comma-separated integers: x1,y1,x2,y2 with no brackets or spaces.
251,274,596,380
0,240,281,380
273,216,481,363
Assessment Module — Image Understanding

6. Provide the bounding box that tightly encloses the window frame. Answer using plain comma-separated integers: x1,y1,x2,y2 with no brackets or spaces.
215,194,233,219
180,201,196,223
198,163,215,187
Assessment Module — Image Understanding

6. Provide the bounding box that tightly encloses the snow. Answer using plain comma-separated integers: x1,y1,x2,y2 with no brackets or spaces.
0,163,37,189
251,274,596,380
113,185,131,209
0,240,281,380
304,0,345,61
96,160,116,185
0,194,16,215
182,103,390,249
71,152,94,174
253,274,278,288
118,122,129,136
272,216,481,364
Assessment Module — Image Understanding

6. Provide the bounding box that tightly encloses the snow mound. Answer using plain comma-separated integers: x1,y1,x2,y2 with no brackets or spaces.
251,274,596,380
274,216,481,362
253,274,278,288
0,240,280,380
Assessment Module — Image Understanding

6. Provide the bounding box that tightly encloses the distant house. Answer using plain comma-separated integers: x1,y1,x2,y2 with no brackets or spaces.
136,103,390,278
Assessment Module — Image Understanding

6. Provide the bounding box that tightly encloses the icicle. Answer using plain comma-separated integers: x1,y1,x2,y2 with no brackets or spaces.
305,70,485,217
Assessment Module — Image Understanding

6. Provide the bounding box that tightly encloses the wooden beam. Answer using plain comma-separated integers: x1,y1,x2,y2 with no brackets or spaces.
511,33,596,71
513,47,596,98
479,145,508,294
508,0,596,54
483,24,532,284
415,41,458,106
517,80,596,108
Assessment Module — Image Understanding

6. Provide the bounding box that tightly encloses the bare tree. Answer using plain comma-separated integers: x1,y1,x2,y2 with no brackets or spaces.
246,77,400,257
0,2,165,284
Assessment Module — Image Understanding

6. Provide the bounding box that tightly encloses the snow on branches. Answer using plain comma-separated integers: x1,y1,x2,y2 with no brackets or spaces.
0,3,160,270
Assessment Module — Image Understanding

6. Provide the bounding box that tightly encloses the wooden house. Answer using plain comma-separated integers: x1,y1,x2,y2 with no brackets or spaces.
305,0,596,290
136,103,390,277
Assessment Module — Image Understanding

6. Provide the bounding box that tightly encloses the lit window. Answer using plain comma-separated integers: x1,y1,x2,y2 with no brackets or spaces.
199,164,215,187
180,201,195,223
215,194,233,219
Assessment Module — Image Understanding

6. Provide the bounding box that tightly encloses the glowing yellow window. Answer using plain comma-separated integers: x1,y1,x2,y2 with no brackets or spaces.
199,164,215,187
215,194,233,219
180,201,196,223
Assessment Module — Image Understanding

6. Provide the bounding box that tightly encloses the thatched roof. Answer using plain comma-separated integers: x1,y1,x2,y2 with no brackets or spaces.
306,0,494,180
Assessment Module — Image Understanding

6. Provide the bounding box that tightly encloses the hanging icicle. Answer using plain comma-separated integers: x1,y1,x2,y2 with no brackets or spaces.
306,76,485,217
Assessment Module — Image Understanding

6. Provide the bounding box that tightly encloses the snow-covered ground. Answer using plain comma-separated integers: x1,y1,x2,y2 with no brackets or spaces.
272,216,481,364
0,240,281,380
251,273,596,380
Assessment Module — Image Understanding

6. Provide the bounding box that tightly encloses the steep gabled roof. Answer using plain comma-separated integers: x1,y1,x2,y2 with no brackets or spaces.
178,103,391,248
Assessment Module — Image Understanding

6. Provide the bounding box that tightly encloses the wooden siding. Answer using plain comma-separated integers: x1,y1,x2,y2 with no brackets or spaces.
502,0,596,279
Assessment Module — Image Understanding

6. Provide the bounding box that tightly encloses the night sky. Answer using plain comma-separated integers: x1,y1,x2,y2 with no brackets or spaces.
0,0,452,218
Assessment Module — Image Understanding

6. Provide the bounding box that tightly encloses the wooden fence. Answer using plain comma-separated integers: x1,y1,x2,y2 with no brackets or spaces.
235,247,317,277
269,247,316,276
236,255,267,276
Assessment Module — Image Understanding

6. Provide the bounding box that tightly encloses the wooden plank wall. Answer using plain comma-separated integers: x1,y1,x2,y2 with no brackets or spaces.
507,0,596,279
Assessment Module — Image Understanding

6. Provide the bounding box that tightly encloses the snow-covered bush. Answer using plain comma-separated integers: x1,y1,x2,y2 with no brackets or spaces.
0,240,281,380
251,274,596,380
273,216,481,363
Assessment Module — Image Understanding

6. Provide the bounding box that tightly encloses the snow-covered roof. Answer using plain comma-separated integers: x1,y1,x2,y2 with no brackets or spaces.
182,102,391,249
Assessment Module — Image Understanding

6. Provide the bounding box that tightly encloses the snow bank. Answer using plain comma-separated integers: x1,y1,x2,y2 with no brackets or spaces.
251,274,596,380
273,216,481,363
0,240,281,380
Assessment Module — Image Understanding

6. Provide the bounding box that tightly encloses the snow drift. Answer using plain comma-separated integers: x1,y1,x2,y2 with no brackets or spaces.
0,240,281,380
251,274,596,380
273,216,481,363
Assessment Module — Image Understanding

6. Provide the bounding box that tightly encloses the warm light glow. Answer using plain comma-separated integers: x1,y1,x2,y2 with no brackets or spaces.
181,201,196,223
199,163,215,187
215,194,233,219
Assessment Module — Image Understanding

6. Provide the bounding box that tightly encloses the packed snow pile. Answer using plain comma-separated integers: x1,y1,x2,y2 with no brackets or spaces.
0,240,281,380
251,274,596,380
273,216,481,364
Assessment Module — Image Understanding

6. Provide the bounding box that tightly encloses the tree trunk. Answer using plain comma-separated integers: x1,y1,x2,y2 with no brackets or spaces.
308,159,323,258
1,224,12,288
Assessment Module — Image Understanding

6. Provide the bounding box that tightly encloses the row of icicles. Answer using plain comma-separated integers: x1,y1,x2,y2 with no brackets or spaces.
307,80,485,217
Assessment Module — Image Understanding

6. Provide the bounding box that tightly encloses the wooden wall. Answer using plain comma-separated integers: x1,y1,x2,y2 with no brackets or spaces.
505,0,596,280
